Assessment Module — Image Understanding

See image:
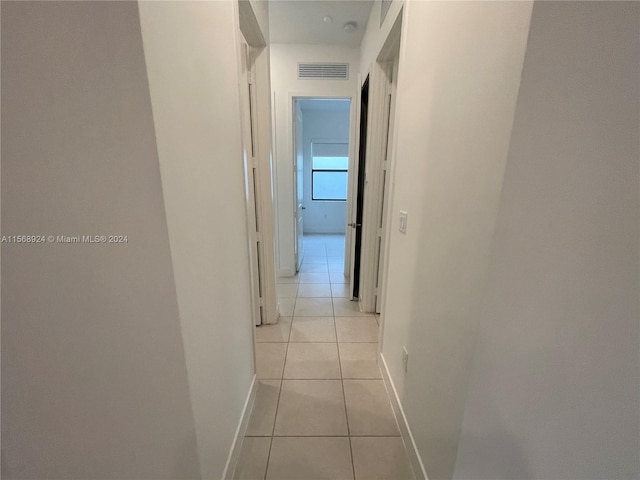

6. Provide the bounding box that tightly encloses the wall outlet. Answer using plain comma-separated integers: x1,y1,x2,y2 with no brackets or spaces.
399,211,408,234
402,347,409,373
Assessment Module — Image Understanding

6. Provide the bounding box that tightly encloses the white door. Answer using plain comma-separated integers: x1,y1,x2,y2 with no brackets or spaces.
294,101,304,271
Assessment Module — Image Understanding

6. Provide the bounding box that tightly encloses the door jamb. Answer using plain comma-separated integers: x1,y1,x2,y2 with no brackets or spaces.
358,14,403,314
237,1,279,326
285,93,355,270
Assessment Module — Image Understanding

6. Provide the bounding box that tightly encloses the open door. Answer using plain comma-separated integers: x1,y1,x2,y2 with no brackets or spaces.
293,101,304,272
349,76,369,299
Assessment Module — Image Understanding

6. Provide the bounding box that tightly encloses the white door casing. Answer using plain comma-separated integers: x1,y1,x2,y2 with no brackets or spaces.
358,14,403,314
236,4,279,325
294,101,304,271
237,35,262,327
347,74,363,299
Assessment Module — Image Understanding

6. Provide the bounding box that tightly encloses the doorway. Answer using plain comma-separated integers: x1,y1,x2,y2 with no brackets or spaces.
292,97,352,274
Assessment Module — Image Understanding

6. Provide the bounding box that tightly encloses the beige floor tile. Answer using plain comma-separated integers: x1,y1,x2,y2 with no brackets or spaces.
294,297,334,316
289,317,336,342
266,437,353,480
255,343,287,379
233,437,271,480
338,343,381,379
351,437,414,480
300,264,329,273
343,380,399,435
278,298,295,316
274,380,348,436
335,317,380,342
326,245,345,256
302,245,326,256
327,256,344,264
301,256,327,264
277,283,298,298
299,272,331,284
328,263,345,273
246,380,281,436
284,342,340,379
331,283,350,298
255,317,291,343
297,283,332,298
333,298,369,316
329,271,348,284
277,276,299,284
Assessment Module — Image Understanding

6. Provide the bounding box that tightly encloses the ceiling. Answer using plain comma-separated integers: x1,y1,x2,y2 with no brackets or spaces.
268,1,374,47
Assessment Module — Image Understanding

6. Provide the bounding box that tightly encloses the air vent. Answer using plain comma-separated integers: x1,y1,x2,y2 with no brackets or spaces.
298,63,349,80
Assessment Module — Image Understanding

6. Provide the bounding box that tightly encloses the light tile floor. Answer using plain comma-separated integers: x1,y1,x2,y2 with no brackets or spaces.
235,235,414,480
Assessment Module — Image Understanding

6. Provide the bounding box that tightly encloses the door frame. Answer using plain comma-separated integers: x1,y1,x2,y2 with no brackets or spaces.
293,100,304,272
285,93,356,269
236,1,279,326
356,13,403,315
349,76,369,300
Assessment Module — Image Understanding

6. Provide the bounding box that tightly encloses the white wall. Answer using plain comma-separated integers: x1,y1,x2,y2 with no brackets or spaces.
359,0,403,84
454,2,640,479
138,2,256,479
302,109,350,234
1,2,201,478
270,43,359,275
376,2,533,478
248,0,269,41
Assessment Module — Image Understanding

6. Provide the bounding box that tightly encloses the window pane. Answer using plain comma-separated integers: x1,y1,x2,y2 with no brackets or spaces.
313,171,348,200
312,156,349,170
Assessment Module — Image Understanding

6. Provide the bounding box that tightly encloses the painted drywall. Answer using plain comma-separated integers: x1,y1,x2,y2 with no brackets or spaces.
1,2,200,478
248,0,269,41
301,108,350,234
454,2,640,479
376,2,533,478
359,0,403,83
138,2,256,479
270,43,359,275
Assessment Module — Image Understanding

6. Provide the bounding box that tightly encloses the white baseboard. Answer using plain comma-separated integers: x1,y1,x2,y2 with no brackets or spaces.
277,267,296,277
222,375,258,480
379,353,429,480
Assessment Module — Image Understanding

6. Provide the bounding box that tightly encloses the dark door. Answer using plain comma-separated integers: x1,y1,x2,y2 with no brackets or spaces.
352,76,369,298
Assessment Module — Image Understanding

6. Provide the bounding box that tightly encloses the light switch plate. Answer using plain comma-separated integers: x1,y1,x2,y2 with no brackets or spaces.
399,211,408,234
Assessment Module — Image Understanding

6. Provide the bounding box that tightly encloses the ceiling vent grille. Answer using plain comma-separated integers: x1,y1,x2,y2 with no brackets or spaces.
298,63,349,80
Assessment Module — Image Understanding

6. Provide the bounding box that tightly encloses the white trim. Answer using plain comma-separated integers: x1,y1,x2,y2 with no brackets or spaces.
347,74,362,296
278,267,297,278
284,92,355,275
253,45,279,325
238,2,278,325
357,7,404,314
379,353,428,480
358,61,388,313
222,375,258,480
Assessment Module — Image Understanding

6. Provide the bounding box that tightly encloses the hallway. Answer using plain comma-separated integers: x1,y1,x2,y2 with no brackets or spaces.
234,235,414,479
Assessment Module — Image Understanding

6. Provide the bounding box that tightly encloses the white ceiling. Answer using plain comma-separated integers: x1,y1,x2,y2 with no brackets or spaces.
268,0,374,47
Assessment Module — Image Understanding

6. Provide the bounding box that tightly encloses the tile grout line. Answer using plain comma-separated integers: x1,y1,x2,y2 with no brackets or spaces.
268,240,352,479
332,293,357,480
264,267,299,480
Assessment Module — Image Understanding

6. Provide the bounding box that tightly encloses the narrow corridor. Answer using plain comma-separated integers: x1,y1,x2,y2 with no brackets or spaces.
234,235,414,480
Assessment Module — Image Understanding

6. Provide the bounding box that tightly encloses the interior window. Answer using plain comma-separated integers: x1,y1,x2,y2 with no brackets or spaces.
311,143,348,201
